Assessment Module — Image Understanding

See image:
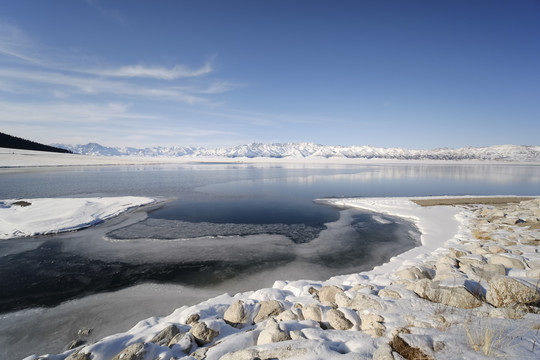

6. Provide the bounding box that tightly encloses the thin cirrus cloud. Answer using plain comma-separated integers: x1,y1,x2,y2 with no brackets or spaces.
0,101,155,125
88,62,214,80
0,23,225,103
0,68,206,104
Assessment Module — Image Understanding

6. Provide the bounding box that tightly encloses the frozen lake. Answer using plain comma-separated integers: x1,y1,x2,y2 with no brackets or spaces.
1,162,540,359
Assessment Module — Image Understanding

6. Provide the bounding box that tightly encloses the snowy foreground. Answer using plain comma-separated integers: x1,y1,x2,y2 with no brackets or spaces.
0,197,155,239
23,196,540,360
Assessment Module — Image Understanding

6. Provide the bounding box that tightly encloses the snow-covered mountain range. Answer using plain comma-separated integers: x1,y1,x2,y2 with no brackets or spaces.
54,142,540,162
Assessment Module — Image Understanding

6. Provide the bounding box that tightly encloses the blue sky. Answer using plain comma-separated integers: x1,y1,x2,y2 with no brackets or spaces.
0,0,539,149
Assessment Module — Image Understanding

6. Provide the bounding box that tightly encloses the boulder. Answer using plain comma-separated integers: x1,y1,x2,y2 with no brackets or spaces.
335,292,351,307
486,276,540,308
186,313,200,325
111,343,146,360
395,267,432,281
257,318,291,345
169,333,195,353
488,245,507,254
413,279,483,309
350,293,385,312
488,254,526,269
253,300,283,323
448,248,469,259
149,324,181,346
275,309,300,322
378,288,401,299
224,300,248,328
318,285,345,303
302,304,322,322
457,255,486,268
326,309,353,330
66,339,85,350
360,313,386,337
190,322,219,346
461,263,505,281
65,351,91,360
435,256,458,273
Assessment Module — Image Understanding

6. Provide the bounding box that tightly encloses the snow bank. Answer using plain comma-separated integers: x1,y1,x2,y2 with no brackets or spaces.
0,196,155,239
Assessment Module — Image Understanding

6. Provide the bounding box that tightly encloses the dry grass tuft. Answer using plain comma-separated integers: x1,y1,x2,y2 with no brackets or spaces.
464,322,516,357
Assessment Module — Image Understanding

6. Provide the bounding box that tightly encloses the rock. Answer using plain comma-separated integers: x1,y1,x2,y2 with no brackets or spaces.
488,245,507,254
395,266,432,281
433,341,445,352
65,351,92,360
390,334,433,360
350,293,385,312
186,313,200,325
253,300,283,323
527,260,540,270
169,333,195,353
150,324,181,346
190,322,219,346
66,339,85,350
413,279,483,309
221,346,309,360
257,318,291,345
77,328,93,337
471,247,490,255
275,309,300,322
335,292,351,307
308,287,319,296
448,248,468,259
191,347,208,360
488,254,526,269
318,285,345,303
486,276,540,308
435,256,458,273
12,200,31,207
224,300,247,327
378,288,401,299
302,304,322,322
457,255,486,268
326,309,353,330
360,313,385,337
372,343,393,360
112,343,146,360
461,263,505,281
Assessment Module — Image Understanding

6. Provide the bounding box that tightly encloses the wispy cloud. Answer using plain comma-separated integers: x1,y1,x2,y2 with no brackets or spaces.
0,101,155,124
85,0,128,27
0,23,43,65
88,62,213,80
0,68,206,103
0,23,223,102
0,22,241,146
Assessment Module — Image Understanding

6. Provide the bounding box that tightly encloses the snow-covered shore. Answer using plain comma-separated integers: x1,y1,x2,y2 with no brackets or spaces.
0,197,155,239
22,196,540,360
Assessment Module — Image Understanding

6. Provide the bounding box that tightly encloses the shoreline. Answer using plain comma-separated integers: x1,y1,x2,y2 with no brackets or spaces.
24,196,540,360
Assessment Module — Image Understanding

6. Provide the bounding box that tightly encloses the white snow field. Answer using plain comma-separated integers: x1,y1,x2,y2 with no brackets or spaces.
18,196,540,360
0,197,155,239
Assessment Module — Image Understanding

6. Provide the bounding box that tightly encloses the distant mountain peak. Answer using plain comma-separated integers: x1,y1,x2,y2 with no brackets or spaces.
54,142,540,162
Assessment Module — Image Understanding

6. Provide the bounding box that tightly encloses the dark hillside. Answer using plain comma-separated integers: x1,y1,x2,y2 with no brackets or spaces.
0,132,72,153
